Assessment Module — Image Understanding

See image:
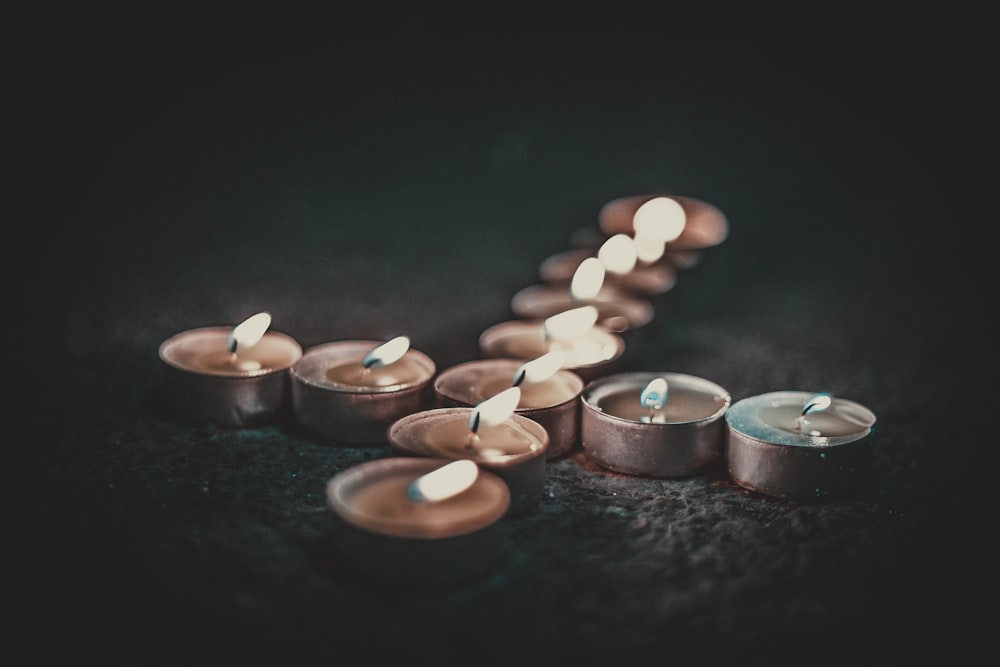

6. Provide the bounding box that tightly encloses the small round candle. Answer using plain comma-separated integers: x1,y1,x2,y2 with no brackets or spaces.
325,457,510,585
158,312,303,427
598,194,729,250
580,372,731,478
290,337,436,444
538,247,678,295
725,391,877,501
434,355,584,460
479,307,625,383
387,389,550,516
509,283,654,334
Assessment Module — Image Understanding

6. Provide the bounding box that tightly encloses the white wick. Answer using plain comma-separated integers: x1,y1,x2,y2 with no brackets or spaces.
798,393,833,434
640,377,669,411
569,256,606,301
632,196,686,243
543,305,599,343
801,393,833,417
468,386,521,433
512,351,566,386
638,377,669,424
597,233,638,274
362,336,410,369
226,311,272,354
405,459,479,503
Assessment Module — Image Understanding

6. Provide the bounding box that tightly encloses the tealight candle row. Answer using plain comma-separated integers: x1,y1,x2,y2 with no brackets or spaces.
156,192,877,587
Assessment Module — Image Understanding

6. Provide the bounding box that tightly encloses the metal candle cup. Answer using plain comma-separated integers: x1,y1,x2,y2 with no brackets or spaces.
325,457,510,585
510,283,654,334
478,319,625,383
387,408,549,516
158,326,303,427
581,372,731,478
433,359,585,460
538,247,678,296
598,194,729,250
725,391,877,501
290,340,436,444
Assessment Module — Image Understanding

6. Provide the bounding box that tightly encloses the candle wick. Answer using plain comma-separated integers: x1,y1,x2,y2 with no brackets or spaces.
468,412,481,434
512,370,525,387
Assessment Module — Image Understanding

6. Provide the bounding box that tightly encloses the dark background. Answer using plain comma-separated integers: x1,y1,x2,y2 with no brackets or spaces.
11,7,995,666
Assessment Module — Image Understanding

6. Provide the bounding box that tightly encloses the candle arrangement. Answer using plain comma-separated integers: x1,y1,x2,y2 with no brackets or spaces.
156,193,877,583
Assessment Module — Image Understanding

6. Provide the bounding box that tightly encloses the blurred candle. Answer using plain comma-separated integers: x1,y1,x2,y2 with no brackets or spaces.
538,246,678,295
434,352,584,459
388,387,549,516
326,457,510,584
158,311,302,427
510,258,654,334
290,337,436,444
726,391,877,501
598,194,728,251
479,306,625,382
581,372,731,477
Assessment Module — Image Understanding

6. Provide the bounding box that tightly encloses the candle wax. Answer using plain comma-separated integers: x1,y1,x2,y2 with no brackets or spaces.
347,468,505,536
425,418,542,459
595,386,727,423
758,404,870,438
480,376,576,408
324,356,428,388
163,330,301,376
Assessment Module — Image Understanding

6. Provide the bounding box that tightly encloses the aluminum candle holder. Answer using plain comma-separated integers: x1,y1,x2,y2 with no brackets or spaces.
325,457,511,585
290,340,436,444
158,324,303,428
725,391,877,501
580,372,731,478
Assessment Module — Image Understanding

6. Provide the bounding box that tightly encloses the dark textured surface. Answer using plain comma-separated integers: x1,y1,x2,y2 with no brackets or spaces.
13,10,995,667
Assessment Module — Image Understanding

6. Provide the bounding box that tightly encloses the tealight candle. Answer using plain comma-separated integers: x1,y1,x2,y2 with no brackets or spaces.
538,247,678,296
598,194,729,251
509,283,654,334
325,457,510,585
510,255,654,334
290,337,436,444
725,391,877,500
580,372,731,477
478,306,625,383
158,311,303,427
433,352,584,459
387,388,549,516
